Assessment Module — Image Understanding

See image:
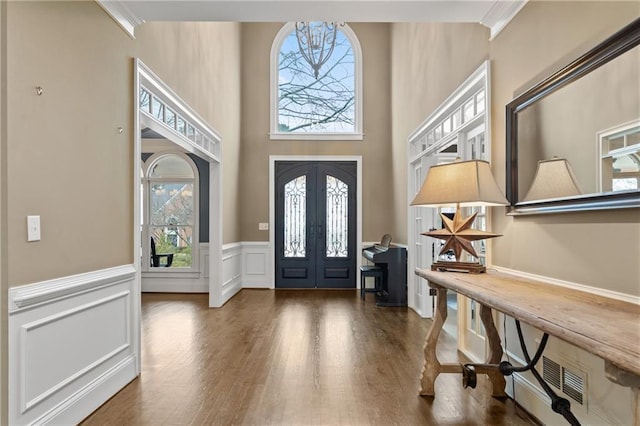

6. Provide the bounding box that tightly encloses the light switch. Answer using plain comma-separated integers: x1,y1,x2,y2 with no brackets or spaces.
27,215,41,242
259,222,269,231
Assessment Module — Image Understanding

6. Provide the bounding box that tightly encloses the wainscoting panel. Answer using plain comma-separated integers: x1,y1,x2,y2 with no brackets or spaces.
9,265,138,425
222,243,243,302
242,242,270,289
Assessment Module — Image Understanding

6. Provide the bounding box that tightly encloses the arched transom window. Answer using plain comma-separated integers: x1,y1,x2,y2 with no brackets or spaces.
270,22,363,140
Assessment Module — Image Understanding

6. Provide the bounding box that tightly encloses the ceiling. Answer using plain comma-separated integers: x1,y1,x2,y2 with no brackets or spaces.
97,0,527,40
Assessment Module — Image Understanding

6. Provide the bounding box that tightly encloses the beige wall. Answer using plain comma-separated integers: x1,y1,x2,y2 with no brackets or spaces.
0,1,6,422
7,1,134,286
5,1,242,287
490,1,640,295
239,23,394,242
390,23,490,243
134,22,243,244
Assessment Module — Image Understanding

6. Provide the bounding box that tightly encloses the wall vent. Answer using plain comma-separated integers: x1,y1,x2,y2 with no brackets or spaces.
543,356,561,389
563,368,585,405
542,356,585,406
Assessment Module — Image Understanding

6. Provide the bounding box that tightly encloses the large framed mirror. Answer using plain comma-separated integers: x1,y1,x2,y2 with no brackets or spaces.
506,18,640,214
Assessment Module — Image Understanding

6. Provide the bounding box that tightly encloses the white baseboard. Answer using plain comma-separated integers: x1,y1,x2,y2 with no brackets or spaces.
33,355,137,426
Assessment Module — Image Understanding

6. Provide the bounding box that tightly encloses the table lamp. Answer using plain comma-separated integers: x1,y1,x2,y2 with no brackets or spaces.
410,159,509,273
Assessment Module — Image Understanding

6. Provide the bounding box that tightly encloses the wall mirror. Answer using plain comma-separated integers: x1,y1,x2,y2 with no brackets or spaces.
506,18,640,214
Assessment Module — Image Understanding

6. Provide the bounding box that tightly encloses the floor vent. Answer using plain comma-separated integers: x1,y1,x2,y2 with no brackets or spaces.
542,356,585,406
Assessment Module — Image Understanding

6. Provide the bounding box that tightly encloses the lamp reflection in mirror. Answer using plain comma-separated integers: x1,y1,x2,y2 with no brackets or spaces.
410,159,508,273
523,157,582,202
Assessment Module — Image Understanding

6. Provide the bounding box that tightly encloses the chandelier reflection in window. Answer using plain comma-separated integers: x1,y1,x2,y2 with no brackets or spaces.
295,22,342,79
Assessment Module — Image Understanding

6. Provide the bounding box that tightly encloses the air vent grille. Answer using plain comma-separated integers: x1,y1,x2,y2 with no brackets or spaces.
543,356,561,389
542,356,585,406
563,368,584,405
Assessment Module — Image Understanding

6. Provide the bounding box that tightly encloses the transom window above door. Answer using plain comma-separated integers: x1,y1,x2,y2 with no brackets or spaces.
270,22,363,140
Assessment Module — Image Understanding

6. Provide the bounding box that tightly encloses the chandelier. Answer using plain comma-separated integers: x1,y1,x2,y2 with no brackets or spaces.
295,22,340,79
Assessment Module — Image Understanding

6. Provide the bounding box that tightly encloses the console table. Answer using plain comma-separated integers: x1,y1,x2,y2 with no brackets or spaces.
415,268,640,425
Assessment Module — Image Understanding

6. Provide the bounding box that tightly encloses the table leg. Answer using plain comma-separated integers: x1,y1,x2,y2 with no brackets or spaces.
605,362,640,426
479,304,507,397
420,285,447,396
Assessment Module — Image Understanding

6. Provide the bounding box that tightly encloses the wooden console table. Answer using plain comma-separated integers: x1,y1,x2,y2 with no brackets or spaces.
415,268,640,424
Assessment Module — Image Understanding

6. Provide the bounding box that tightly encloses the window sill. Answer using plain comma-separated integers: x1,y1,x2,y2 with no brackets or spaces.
269,132,364,141
142,270,201,279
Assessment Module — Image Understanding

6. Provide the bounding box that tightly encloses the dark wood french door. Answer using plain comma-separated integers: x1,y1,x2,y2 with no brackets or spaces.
275,161,357,288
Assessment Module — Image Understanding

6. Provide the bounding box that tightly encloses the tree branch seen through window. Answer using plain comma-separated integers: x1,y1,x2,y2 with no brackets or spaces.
278,29,355,133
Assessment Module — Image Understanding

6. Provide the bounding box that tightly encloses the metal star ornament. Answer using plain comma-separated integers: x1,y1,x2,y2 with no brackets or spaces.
423,209,502,260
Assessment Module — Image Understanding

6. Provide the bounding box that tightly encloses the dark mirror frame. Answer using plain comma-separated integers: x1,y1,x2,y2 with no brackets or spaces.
506,18,640,215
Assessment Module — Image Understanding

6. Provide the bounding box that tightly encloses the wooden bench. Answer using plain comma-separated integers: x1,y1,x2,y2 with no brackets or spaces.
415,268,640,424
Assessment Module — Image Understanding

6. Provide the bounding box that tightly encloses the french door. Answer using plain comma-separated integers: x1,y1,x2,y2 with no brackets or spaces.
275,161,357,288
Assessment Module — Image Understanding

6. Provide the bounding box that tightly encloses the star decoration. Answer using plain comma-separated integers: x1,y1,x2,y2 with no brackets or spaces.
422,209,502,261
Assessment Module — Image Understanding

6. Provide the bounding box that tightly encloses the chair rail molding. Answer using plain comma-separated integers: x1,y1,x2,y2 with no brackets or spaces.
9,264,135,312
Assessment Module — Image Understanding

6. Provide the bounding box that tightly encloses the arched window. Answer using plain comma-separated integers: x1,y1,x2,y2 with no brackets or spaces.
270,22,363,140
143,153,198,269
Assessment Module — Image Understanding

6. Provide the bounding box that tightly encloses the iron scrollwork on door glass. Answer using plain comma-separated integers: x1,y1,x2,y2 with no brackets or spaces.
325,175,349,258
284,175,307,257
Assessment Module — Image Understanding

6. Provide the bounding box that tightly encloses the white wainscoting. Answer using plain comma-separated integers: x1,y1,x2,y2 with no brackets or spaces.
221,243,243,303
8,265,139,425
141,242,269,301
241,241,271,289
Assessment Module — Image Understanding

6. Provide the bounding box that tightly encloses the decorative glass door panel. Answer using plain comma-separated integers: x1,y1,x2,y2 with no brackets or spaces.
284,176,307,258
276,161,356,288
325,175,349,257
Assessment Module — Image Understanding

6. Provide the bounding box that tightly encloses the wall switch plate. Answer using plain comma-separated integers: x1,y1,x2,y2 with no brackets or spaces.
27,215,41,242
259,222,269,231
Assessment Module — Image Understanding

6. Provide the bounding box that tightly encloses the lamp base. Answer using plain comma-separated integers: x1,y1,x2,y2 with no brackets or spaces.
431,261,486,273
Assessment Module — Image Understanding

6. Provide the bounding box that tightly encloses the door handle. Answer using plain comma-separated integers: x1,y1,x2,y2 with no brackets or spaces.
317,224,323,239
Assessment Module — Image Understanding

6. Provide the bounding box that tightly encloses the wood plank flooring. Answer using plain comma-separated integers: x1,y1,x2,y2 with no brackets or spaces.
81,290,538,425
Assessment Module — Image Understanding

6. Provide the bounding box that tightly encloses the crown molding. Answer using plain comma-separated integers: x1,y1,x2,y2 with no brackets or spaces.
95,0,145,39
481,0,528,40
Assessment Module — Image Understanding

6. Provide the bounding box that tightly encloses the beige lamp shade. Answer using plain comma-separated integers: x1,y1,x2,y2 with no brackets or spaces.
522,158,582,202
410,160,508,207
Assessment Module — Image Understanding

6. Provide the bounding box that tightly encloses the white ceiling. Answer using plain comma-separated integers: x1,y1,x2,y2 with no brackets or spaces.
97,0,527,40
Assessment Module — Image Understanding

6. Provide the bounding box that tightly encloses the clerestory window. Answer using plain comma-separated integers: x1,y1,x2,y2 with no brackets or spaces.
270,22,363,140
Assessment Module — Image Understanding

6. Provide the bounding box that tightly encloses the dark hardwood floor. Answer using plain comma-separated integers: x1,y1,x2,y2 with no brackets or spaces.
81,290,537,425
